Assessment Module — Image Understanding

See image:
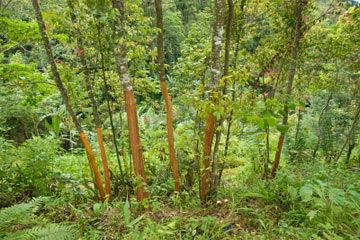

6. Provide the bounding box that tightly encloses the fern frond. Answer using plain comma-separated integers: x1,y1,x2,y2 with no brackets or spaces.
4,223,78,240
0,198,77,240
0,197,47,232
28,224,77,240
1,229,30,240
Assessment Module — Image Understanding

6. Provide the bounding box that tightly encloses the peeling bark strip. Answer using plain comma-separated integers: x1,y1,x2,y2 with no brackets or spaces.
200,0,225,203
201,114,217,201
112,0,148,202
67,0,112,201
271,0,307,178
155,0,181,193
31,0,105,201
79,131,106,201
124,90,148,201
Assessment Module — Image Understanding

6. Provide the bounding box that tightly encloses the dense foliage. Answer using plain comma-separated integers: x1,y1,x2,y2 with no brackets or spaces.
0,0,359,239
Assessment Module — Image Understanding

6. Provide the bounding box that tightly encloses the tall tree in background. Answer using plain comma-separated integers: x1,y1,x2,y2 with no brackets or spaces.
112,0,148,202
31,0,106,201
336,103,360,163
155,0,181,193
220,0,246,183
67,0,112,201
271,0,307,178
96,24,124,177
200,0,225,203
211,0,233,191
312,92,333,160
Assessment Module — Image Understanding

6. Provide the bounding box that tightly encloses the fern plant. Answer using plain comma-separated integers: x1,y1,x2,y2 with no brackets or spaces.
0,198,78,240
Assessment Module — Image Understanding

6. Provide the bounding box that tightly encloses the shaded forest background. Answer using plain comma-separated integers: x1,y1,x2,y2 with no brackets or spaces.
0,0,359,239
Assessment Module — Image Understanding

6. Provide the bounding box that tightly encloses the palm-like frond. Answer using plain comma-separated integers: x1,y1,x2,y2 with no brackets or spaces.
0,197,46,232
0,198,78,240
4,224,78,240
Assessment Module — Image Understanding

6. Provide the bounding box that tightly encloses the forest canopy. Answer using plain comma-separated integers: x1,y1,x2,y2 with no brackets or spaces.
0,0,359,239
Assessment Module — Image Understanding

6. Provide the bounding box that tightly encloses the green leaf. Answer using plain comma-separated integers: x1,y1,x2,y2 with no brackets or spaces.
307,210,317,221
264,115,277,127
123,199,130,226
276,124,289,133
328,188,345,206
287,186,298,200
288,102,296,111
129,214,144,227
299,184,313,202
93,203,105,215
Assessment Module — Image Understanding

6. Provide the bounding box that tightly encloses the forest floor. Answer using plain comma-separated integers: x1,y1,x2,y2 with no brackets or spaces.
43,163,360,239
2,162,359,239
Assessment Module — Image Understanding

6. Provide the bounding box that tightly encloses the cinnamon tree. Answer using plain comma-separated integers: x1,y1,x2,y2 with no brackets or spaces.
271,0,307,178
31,0,106,201
211,0,233,192
111,0,148,202
200,0,225,203
66,0,112,201
154,0,181,193
96,24,124,177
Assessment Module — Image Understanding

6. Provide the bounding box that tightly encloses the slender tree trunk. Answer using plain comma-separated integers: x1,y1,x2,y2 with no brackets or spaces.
186,112,201,189
200,0,225,203
346,140,355,165
31,0,106,201
271,0,306,178
219,0,246,186
211,0,233,191
67,0,112,201
294,108,303,146
312,92,333,160
335,103,360,163
291,107,303,160
221,0,245,158
263,126,270,178
96,24,124,177
155,0,181,192
112,0,148,202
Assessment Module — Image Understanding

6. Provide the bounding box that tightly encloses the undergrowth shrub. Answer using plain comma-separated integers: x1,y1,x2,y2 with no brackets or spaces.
225,163,360,239
0,137,58,204
0,137,92,206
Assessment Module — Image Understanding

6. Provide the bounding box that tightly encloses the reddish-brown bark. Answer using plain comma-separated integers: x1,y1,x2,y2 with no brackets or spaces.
155,0,181,193
211,0,234,190
124,90,148,201
271,133,285,178
31,0,106,201
96,128,111,200
96,25,124,176
79,131,106,201
112,0,148,202
271,0,306,177
67,0,112,201
200,0,225,203
200,114,216,202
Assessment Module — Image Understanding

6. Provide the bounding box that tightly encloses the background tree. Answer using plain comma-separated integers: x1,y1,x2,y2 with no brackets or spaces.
200,0,225,203
155,0,181,192
271,0,308,177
